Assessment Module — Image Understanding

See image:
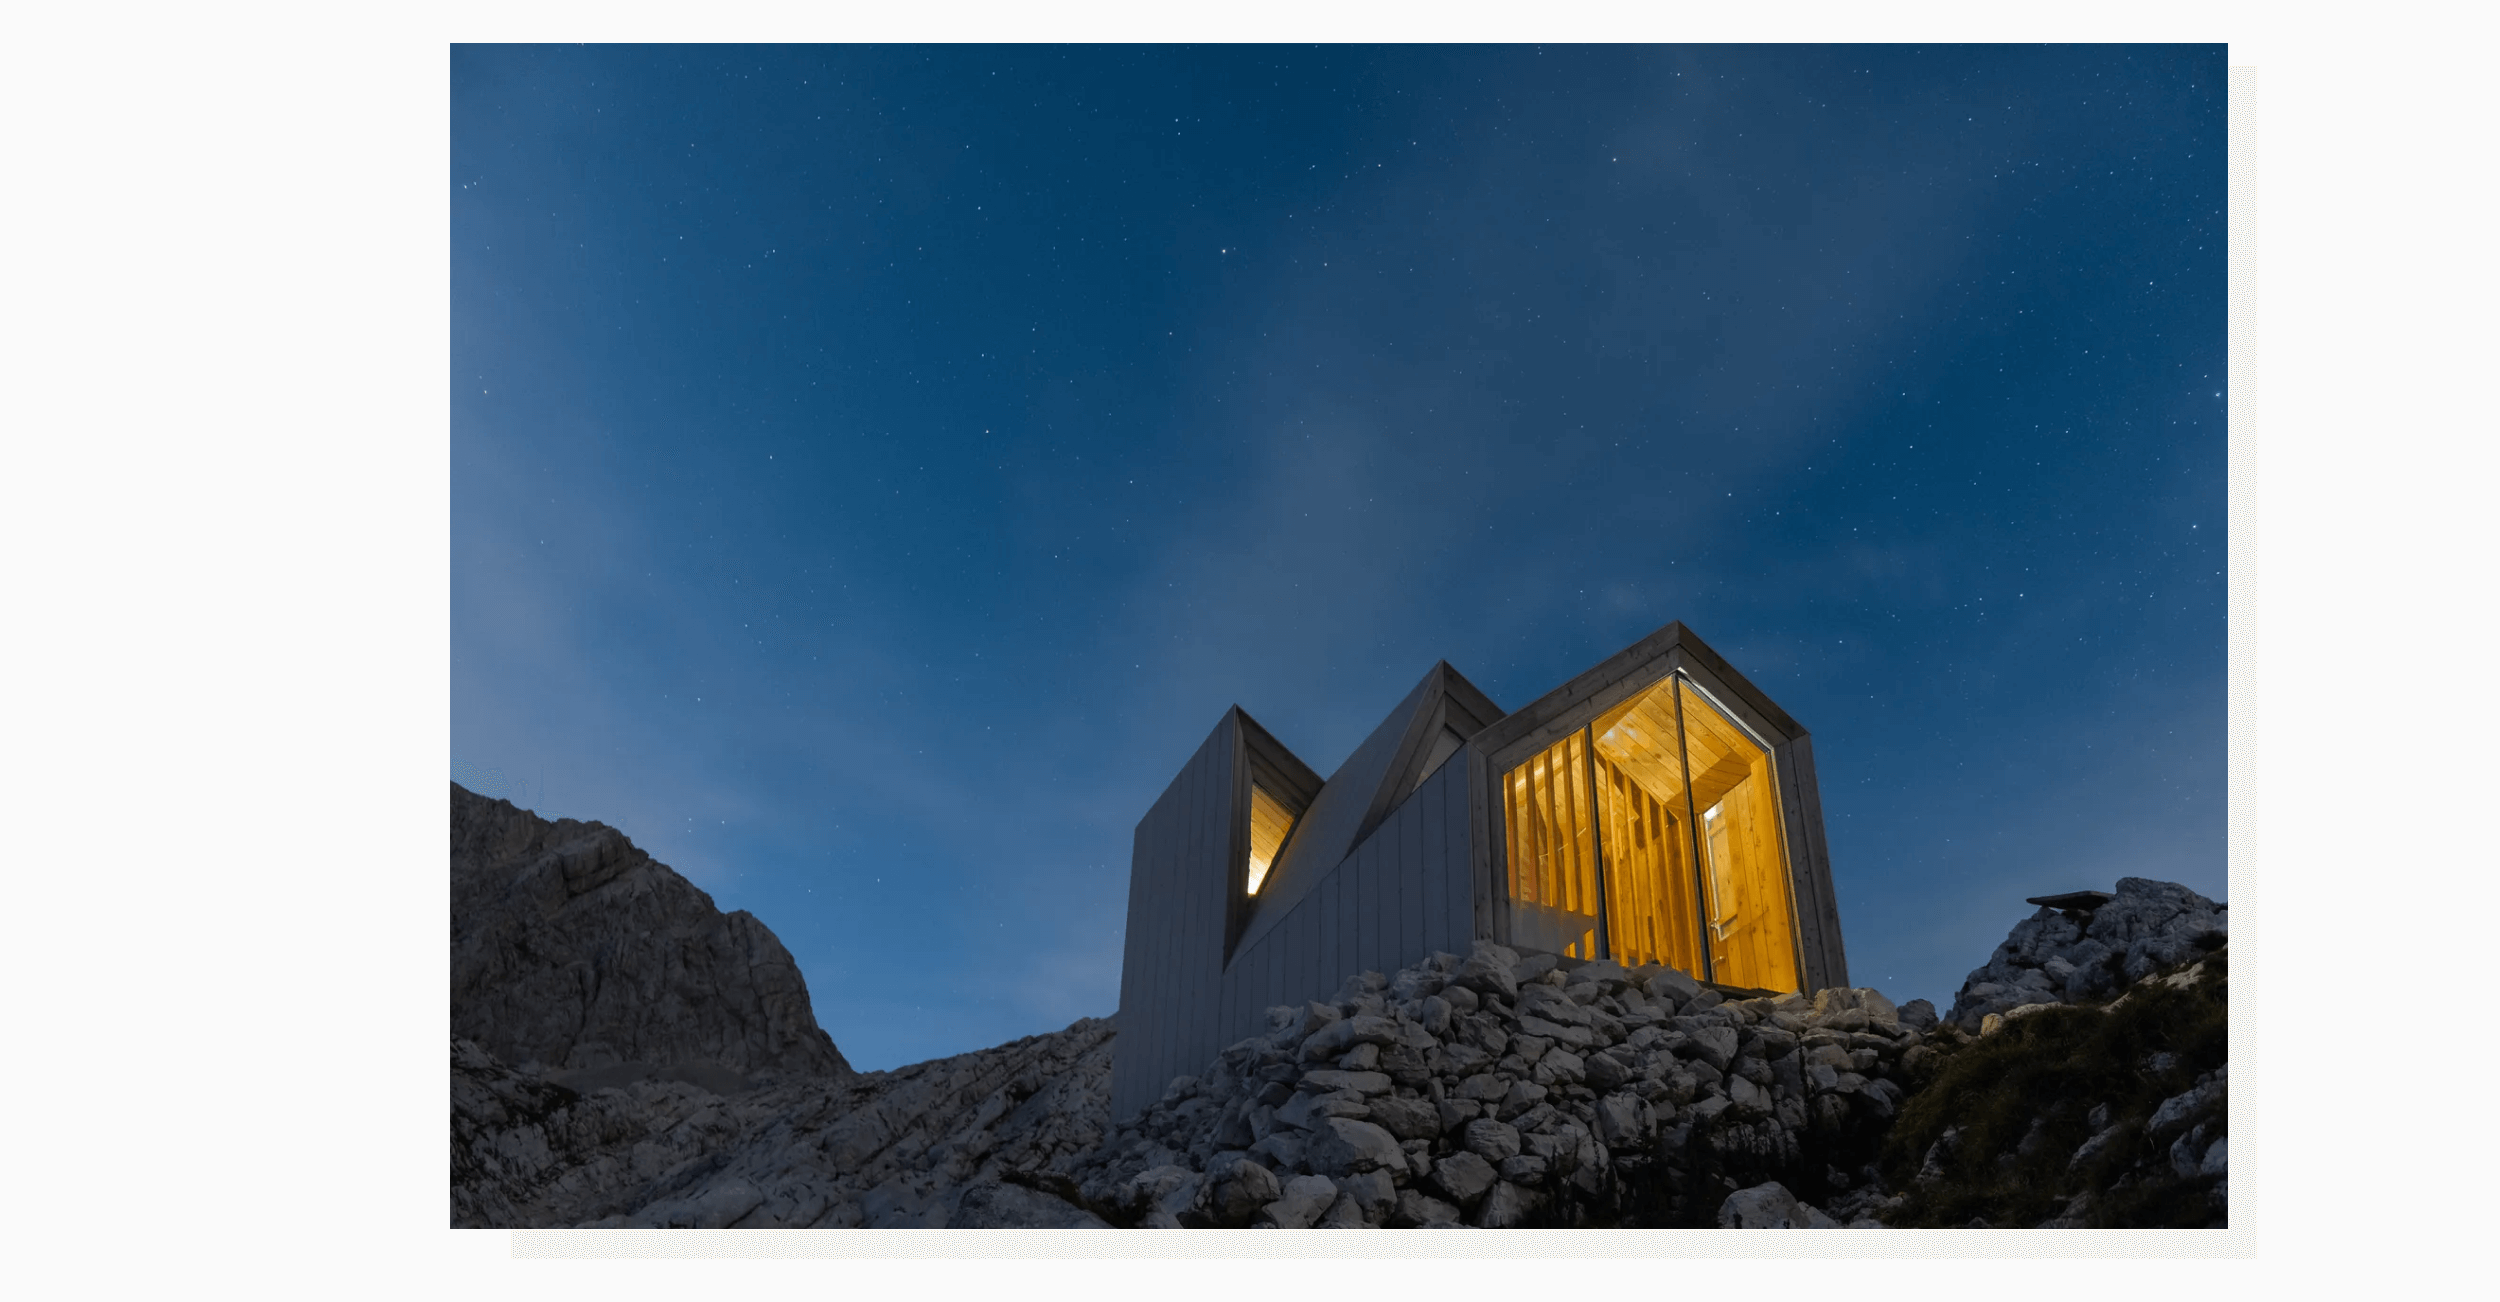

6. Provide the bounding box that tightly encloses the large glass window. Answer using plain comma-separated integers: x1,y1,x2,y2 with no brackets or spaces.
1504,673,1801,990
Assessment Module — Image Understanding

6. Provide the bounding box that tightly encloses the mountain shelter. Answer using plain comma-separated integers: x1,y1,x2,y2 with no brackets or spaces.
1110,621,1848,1118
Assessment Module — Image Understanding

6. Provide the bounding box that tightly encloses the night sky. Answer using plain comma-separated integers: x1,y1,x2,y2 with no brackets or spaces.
451,45,2227,1072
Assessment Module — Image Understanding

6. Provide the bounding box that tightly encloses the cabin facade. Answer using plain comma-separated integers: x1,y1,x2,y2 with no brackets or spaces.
1109,622,1849,1119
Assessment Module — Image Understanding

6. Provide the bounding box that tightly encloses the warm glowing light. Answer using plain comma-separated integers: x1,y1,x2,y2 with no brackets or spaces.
1247,784,1295,895
1511,673,1800,992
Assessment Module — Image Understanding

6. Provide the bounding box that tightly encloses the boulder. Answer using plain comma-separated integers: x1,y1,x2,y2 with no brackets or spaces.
1431,1150,1500,1207
1463,1117,1524,1163
1474,1180,1538,1228
1339,1169,1398,1223
1717,1181,1839,1228
1260,1174,1339,1229
1304,1117,1410,1178
1203,1159,1282,1226
1394,1189,1464,1227
1455,940,1524,1000
1364,1094,1441,1142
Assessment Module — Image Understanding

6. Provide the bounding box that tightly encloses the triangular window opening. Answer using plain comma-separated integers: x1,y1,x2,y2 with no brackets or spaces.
1246,783,1297,896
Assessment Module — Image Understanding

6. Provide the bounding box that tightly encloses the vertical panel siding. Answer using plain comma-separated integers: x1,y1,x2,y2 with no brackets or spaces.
1270,924,1290,1014
1399,791,1425,966
1382,827,1402,977
1207,756,1492,1055
1353,838,1377,980
1316,864,1337,1002
1112,717,1238,1120
1417,764,1449,957
1789,733,1848,989
1447,762,1475,952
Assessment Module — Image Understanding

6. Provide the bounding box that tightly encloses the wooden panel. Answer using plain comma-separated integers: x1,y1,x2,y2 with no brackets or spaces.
1501,728,1602,959
1597,753,1705,977
1680,683,1799,994
1247,785,1296,897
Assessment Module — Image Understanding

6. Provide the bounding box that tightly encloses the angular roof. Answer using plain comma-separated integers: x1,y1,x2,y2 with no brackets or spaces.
1228,660,1500,963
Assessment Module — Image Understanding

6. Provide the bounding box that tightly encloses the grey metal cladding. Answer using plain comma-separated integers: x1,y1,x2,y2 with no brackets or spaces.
1209,731,1494,1049
1110,709,1239,1120
1232,670,1436,957
1123,626,1846,1117
1788,733,1849,988
1447,757,1476,949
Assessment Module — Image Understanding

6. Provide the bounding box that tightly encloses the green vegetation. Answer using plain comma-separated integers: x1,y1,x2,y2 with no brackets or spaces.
1881,948,2228,1228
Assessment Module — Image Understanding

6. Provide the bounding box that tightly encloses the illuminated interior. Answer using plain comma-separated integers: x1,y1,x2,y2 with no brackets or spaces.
1504,673,1801,990
1246,783,1296,896
1501,731,1603,959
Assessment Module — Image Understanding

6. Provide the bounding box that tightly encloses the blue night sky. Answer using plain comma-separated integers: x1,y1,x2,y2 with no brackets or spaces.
451,44,2226,1072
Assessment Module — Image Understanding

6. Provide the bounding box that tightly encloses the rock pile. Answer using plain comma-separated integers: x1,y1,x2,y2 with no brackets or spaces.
1945,877,2226,1032
453,1017,1118,1228
450,785,2225,1229
1060,941,1935,1228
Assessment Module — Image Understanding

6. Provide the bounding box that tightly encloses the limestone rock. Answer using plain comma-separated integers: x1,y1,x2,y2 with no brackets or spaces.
1261,1174,1339,1229
1305,1117,1410,1178
1431,1150,1499,1207
1946,878,2225,1029
1204,1158,1282,1226
1454,940,1523,1000
1717,1181,1839,1228
1395,1188,1464,1227
450,783,849,1081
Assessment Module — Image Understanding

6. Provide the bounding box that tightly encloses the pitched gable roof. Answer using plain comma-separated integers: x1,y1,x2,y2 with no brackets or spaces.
1229,661,1502,963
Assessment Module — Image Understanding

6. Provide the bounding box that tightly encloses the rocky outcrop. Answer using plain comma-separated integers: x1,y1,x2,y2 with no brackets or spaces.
450,781,2223,1229
452,1017,1116,1227
450,783,849,1082
1945,877,2226,1031
1882,946,2227,1229
1057,943,1925,1228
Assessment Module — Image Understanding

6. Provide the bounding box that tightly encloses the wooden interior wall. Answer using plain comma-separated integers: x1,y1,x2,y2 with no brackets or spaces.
1678,684,1801,994
1215,753,1474,1050
1596,756,1705,975
1501,730,1602,959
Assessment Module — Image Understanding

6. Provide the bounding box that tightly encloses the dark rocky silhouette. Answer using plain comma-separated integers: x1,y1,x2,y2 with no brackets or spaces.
451,783,850,1084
